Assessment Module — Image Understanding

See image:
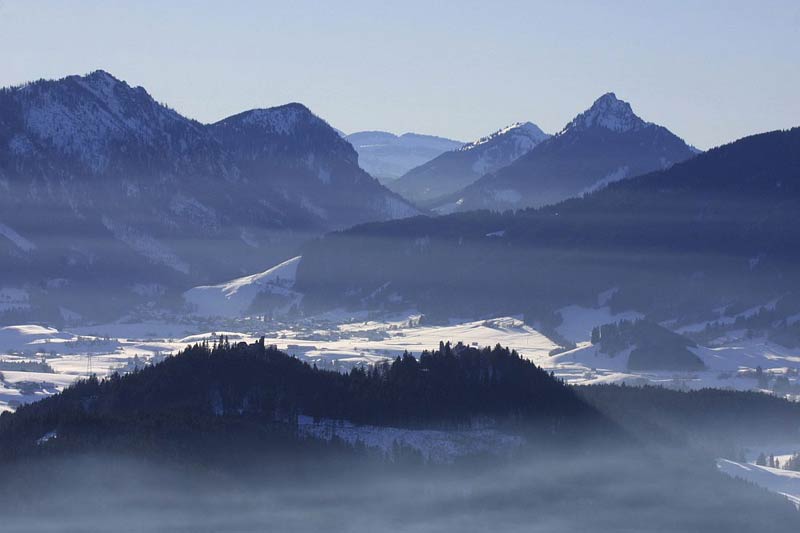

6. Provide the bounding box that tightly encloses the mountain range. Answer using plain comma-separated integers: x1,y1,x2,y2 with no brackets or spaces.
3,71,794,332
296,126,800,335
0,71,417,324
428,93,698,212
344,130,464,183
388,122,550,208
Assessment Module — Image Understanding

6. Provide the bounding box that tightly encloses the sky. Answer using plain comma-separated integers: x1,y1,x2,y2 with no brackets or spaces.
0,0,798,150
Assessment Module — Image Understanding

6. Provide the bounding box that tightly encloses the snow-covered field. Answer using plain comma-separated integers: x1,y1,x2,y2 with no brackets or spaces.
1,307,800,413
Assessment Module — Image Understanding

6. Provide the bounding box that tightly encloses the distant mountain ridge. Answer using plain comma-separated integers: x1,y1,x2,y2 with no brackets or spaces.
435,93,698,212
389,121,550,207
296,127,800,330
0,71,417,324
345,130,464,183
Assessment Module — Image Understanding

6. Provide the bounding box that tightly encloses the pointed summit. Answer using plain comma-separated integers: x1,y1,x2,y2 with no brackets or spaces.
563,92,647,134
437,93,696,212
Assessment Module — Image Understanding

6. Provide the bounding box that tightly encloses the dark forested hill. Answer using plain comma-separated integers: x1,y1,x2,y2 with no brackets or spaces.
296,127,800,327
578,385,800,451
0,340,602,460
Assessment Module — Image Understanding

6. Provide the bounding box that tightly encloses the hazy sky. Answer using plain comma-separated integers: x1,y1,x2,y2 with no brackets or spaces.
1,0,798,149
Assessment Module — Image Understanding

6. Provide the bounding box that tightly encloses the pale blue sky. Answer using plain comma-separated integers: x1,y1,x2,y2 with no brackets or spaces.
1,0,798,149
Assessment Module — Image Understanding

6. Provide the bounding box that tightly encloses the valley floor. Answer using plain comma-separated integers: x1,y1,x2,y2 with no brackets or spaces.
2,310,799,413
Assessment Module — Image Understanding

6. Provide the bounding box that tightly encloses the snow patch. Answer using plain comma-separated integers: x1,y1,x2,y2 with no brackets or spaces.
36,430,58,445
297,415,524,463
581,166,630,195
0,222,36,252
461,122,548,152
491,189,522,204
0,325,74,353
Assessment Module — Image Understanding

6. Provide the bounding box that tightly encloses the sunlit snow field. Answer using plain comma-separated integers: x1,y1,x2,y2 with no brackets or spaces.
2,309,799,414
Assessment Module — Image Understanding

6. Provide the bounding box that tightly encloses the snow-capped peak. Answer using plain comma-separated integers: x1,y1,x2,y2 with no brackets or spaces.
562,92,648,134
461,121,548,151
71,70,155,106
11,70,197,173
237,103,318,135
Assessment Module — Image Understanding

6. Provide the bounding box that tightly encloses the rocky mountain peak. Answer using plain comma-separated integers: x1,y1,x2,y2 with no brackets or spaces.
562,92,647,134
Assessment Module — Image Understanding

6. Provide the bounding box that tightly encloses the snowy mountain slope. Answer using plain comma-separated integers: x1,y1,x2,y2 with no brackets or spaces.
184,256,301,318
389,122,549,206
0,71,417,324
436,93,697,211
345,130,464,183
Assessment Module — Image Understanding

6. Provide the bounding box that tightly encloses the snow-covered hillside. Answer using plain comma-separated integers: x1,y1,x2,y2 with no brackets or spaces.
184,256,302,317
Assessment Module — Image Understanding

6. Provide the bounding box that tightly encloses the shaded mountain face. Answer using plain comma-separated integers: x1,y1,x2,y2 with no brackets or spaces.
436,93,697,212
296,127,800,328
345,130,464,183
0,71,416,324
389,122,549,208
208,107,416,229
